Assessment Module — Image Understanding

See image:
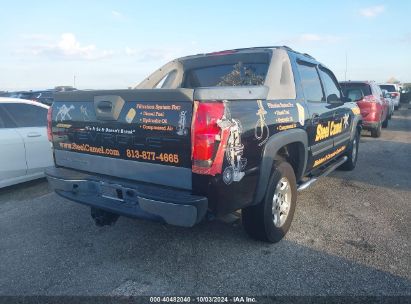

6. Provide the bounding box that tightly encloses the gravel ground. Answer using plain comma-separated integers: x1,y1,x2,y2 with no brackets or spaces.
0,107,410,296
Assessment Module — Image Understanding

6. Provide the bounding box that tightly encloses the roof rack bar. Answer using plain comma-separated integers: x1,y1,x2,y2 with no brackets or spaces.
181,46,316,60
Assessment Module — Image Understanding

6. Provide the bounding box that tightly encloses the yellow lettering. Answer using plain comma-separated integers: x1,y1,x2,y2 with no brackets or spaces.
315,122,330,142
330,119,343,136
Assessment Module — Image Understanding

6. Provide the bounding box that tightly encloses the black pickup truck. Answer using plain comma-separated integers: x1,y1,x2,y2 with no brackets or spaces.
46,46,362,243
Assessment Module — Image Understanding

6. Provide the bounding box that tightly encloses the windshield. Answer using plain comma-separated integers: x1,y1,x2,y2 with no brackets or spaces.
340,83,371,101
379,85,396,92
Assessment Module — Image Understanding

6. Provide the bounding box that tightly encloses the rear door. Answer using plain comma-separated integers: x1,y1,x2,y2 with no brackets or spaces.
3,103,53,175
296,60,335,170
318,66,352,150
0,105,27,185
51,89,194,190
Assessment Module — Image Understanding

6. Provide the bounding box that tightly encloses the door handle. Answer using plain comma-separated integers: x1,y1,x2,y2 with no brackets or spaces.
27,132,41,138
311,113,320,124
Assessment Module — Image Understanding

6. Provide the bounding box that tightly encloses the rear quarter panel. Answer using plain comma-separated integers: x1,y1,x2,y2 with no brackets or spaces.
203,97,307,215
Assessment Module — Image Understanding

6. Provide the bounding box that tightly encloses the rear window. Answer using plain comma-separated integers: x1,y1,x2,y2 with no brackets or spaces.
379,85,396,92
0,105,16,128
340,83,372,101
183,62,268,88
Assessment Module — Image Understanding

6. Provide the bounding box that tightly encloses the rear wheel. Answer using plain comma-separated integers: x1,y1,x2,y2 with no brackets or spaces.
242,161,297,243
371,122,381,138
382,116,389,128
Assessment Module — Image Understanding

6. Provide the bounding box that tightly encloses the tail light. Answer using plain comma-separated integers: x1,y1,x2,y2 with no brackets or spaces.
47,107,53,141
390,92,399,97
191,101,227,175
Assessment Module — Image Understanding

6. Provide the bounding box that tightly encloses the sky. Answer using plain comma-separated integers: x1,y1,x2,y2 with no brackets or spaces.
0,0,410,91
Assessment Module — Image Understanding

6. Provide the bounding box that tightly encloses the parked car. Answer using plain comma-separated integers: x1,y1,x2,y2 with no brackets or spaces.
31,90,55,106
340,81,389,137
8,91,36,100
54,86,77,92
0,98,54,188
7,90,59,106
381,89,394,119
400,85,411,104
379,83,401,110
46,46,362,243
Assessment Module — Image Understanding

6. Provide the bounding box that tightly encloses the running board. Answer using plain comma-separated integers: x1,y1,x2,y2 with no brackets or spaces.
297,156,348,192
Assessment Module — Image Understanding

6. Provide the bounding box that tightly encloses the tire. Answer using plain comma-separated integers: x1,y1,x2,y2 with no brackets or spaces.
382,116,389,128
339,131,359,171
371,123,381,138
242,161,297,243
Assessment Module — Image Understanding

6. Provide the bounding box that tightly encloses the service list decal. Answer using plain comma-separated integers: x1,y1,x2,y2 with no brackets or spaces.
257,101,304,135
131,103,189,135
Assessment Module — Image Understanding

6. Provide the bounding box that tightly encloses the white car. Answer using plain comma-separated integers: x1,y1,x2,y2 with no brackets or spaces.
0,98,53,188
381,89,395,119
379,84,401,110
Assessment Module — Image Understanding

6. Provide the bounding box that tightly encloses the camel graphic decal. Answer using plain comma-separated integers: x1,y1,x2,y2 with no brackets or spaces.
56,104,75,121
343,113,350,129
80,105,90,121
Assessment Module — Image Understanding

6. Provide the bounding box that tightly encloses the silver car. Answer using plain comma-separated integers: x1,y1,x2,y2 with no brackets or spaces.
379,84,401,110
381,89,395,119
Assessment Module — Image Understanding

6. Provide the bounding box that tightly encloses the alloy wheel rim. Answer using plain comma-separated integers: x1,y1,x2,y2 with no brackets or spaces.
272,177,292,227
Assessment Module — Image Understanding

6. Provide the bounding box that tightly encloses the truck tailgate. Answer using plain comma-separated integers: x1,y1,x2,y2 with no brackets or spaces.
51,89,194,190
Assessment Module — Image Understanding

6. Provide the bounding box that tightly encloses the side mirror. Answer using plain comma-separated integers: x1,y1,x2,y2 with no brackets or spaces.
327,94,342,104
341,97,352,103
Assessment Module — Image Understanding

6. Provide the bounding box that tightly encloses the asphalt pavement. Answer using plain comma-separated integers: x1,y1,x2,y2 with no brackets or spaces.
1,107,410,296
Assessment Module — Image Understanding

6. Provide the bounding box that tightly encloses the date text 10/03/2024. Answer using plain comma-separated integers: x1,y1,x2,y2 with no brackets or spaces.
149,296,257,303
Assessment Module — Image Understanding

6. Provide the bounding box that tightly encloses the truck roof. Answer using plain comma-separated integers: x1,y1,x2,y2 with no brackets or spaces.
178,46,315,62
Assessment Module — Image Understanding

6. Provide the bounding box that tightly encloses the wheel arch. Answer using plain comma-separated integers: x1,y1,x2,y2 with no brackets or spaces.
351,115,363,140
252,129,308,205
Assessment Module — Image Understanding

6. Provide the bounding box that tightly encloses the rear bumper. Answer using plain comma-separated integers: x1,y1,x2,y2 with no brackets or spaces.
45,167,207,227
